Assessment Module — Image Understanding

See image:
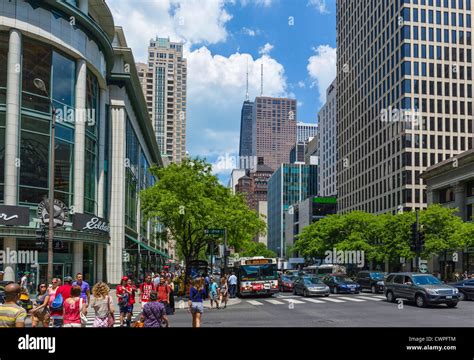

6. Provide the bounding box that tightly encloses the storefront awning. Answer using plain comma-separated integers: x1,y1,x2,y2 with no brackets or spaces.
125,234,170,258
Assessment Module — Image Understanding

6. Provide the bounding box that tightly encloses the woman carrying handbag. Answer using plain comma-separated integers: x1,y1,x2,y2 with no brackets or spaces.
89,282,115,328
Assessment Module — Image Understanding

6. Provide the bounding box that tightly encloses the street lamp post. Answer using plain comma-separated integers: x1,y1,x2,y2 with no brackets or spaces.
34,78,55,285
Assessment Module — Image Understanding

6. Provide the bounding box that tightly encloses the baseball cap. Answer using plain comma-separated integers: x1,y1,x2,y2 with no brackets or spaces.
121,276,128,282
64,275,73,282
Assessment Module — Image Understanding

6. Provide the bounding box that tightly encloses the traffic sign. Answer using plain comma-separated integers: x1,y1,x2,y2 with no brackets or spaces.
204,229,225,236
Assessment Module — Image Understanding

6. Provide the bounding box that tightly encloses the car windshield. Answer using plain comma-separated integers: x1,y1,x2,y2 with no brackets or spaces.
304,277,321,285
281,276,294,282
412,275,442,285
370,273,385,280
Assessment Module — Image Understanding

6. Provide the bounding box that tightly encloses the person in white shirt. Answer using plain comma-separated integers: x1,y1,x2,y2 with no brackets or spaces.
228,273,237,298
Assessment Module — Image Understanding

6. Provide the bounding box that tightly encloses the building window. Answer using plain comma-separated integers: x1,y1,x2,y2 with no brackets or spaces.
0,32,8,104
467,181,474,197
439,188,455,203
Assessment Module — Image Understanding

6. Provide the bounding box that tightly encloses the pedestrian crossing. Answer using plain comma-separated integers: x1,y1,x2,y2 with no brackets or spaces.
243,294,386,307
83,311,142,328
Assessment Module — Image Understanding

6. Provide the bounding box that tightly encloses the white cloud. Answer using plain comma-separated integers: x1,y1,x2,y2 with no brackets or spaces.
297,81,306,88
307,45,337,103
258,43,274,55
239,0,274,7
297,101,304,107
107,0,232,61
307,0,329,14
241,27,258,36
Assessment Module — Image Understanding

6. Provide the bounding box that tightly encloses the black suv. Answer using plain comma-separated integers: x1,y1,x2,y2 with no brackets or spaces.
384,273,460,308
356,271,386,293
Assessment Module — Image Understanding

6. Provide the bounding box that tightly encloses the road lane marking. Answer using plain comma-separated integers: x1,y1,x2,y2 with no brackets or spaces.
374,295,386,299
282,298,305,304
265,299,285,305
248,300,264,306
319,297,345,303
336,296,365,302
301,298,325,304
356,296,384,301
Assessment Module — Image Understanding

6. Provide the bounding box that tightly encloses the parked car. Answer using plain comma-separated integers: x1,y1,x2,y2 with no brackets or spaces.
449,278,474,301
356,271,386,293
293,276,330,297
384,272,460,308
321,274,361,294
279,275,296,292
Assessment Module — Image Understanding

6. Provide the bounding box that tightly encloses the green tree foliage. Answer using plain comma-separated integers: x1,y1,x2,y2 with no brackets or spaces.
240,241,277,258
140,158,265,281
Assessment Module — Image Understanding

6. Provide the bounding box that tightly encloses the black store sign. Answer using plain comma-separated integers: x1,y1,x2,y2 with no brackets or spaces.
73,213,110,235
0,205,30,226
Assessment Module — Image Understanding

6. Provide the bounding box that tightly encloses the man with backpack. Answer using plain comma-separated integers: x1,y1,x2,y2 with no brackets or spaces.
50,276,73,327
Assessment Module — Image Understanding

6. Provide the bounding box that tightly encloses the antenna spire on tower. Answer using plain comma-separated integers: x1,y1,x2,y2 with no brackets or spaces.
260,63,264,96
245,58,249,101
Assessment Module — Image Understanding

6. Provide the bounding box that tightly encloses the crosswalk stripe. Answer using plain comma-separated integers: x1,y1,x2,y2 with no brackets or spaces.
282,298,305,304
301,298,325,304
356,296,384,301
319,297,345,303
265,299,285,305
248,300,264,306
336,296,365,302
374,295,386,299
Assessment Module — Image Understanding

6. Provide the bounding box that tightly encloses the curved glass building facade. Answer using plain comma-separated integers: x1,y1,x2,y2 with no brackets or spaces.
0,0,167,286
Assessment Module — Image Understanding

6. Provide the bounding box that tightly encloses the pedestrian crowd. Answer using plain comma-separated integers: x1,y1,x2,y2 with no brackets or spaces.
0,267,240,328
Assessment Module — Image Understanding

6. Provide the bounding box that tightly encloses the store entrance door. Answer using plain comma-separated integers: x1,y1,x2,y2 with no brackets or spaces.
37,264,65,286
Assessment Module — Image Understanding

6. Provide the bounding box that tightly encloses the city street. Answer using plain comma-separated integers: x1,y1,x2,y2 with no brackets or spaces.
166,293,474,327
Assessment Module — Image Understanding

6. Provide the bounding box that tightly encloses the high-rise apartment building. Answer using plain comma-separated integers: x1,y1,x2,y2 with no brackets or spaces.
297,122,318,143
252,97,297,171
318,79,337,197
137,37,187,163
337,0,474,214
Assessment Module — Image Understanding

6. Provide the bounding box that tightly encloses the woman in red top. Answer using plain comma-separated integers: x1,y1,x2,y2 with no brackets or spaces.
63,286,87,328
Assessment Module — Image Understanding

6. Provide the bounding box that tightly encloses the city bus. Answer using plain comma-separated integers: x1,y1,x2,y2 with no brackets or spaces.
233,257,279,297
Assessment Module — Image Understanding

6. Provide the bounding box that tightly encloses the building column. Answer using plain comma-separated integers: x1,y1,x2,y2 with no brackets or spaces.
73,59,87,276
3,29,22,282
107,100,127,285
97,88,107,219
96,244,104,282
454,183,466,220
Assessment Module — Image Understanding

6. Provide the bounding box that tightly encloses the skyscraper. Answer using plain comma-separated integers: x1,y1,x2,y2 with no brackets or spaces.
337,0,474,214
318,79,337,197
252,96,297,171
239,100,254,168
297,122,318,143
137,37,187,163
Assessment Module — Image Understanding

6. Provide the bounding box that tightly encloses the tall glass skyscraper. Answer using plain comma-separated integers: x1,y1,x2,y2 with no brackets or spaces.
337,0,474,214
239,100,254,168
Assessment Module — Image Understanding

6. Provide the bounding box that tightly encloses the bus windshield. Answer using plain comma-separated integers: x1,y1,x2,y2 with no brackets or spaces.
241,264,277,281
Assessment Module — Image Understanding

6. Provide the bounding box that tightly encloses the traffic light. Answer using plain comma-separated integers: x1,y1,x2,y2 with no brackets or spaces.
410,223,418,251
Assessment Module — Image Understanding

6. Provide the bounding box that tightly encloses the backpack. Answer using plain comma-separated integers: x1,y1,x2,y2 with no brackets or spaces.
118,290,129,307
51,293,63,310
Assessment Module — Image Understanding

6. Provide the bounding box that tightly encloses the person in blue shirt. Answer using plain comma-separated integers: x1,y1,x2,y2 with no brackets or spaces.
209,277,219,309
188,279,206,328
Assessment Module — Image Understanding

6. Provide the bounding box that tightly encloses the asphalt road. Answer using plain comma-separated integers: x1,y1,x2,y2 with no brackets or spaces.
166,291,474,327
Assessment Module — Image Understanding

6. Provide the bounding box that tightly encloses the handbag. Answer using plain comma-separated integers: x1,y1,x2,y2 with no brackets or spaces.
106,296,115,327
79,298,88,327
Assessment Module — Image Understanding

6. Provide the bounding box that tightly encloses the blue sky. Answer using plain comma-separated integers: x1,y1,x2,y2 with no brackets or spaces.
107,0,337,183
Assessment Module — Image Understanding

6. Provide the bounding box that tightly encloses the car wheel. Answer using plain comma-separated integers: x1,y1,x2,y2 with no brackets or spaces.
386,291,396,303
447,302,457,308
459,292,465,301
324,294,329,297
304,289,309,297
371,285,376,294
415,294,426,308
